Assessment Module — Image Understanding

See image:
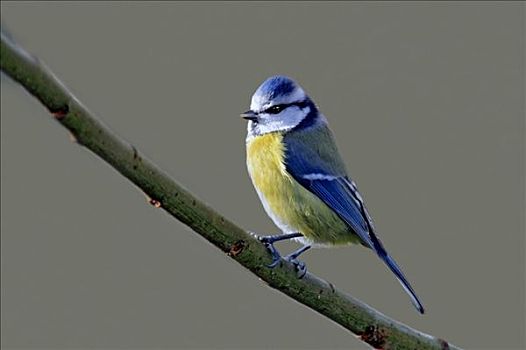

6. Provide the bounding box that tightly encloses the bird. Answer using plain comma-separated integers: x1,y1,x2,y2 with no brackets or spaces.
241,75,425,314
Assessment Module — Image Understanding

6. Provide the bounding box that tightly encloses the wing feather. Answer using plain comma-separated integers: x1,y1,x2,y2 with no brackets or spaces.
283,124,377,250
283,122,425,313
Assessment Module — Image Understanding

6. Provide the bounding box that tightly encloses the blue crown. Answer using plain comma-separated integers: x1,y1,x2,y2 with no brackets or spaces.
254,75,298,101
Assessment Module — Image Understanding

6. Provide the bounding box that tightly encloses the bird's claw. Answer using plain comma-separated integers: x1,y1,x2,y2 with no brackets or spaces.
254,233,309,275
284,254,307,278
259,237,282,268
260,240,308,277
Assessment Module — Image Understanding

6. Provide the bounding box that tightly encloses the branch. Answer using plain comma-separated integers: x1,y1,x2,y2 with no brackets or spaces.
0,29,461,350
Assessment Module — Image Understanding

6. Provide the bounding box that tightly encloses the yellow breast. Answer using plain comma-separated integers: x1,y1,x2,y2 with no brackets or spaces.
246,133,291,196
246,133,356,245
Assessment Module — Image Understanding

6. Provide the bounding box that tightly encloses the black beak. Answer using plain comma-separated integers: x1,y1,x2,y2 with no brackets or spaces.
240,110,258,121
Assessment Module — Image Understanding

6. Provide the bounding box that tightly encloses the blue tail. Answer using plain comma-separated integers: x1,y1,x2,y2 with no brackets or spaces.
378,251,425,314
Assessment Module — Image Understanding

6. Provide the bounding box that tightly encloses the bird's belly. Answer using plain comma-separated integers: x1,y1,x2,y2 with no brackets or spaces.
246,133,359,246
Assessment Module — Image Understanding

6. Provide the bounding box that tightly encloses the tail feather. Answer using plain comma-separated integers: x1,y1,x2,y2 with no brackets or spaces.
379,252,425,314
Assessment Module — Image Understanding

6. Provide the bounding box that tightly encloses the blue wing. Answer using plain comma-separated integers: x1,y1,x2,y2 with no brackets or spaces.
283,128,425,313
283,132,378,250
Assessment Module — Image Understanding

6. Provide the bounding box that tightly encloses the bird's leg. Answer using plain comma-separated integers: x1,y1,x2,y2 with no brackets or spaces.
255,232,303,268
284,245,311,278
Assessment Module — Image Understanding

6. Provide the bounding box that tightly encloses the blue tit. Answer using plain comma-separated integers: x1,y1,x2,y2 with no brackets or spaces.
241,76,425,314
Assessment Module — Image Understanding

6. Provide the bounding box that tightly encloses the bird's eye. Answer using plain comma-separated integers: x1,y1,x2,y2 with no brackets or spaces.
265,104,285,114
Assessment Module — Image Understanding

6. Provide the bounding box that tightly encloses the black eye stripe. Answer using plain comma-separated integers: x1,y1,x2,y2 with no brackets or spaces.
264,100,309,114
264,105,285,114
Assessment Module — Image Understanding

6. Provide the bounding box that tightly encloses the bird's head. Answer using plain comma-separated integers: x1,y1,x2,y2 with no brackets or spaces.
242,76,317,137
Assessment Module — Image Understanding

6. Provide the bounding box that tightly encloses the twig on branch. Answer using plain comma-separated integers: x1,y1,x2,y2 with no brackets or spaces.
0,28,462,350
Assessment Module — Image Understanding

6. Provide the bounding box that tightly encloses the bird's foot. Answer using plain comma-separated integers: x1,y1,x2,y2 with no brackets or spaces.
252,232,304,268
257,235,284,268
284,245,311,278
284,256,307,278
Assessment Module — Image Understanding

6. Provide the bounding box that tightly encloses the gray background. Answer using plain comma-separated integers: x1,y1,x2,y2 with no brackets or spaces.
1,2,524,349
